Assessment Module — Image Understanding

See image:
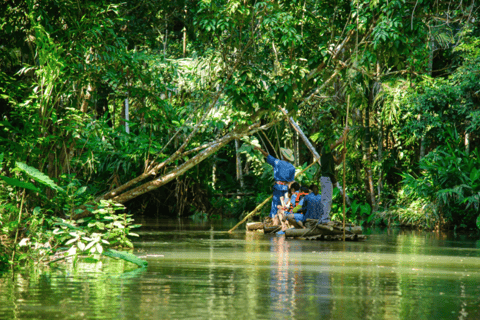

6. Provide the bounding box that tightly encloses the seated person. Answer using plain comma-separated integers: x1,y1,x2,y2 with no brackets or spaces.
291,186,310,213
300,184,325,221
288,182,301,213
287,186,311,228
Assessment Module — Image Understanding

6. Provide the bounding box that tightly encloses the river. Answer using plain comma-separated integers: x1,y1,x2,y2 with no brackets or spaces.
1,219,480,319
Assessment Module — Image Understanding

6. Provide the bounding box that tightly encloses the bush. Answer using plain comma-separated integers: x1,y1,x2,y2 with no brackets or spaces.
401,132,480,229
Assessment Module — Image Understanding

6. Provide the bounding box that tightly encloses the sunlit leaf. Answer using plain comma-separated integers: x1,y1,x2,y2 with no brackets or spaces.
65,238,78,245
0,175,40,192
15,162,65,193
77,241,86,251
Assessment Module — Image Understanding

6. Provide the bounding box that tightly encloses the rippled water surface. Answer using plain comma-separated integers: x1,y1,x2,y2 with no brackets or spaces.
1,219,480,320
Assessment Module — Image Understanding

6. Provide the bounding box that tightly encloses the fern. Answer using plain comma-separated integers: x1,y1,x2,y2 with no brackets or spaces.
102,249,147,268
0,175,40,192
15,162,65,193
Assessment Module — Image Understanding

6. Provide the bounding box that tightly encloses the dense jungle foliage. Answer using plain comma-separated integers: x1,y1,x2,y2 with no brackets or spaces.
1,0,480,269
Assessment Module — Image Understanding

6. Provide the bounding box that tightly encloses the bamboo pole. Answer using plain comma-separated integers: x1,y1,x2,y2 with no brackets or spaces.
343,96,350,241
279,107,321,164
261,131,279,159
228,161,317,233
11,190,26,269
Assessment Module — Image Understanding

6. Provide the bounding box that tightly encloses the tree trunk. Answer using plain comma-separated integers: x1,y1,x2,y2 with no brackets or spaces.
295,131,300,166
212,158,217,190
120,99,126,128
465,132,470,155
80,83,93,113
419,135,426,160
363,97,376,210
377,117,384,200
124,97,130,134
105,121,275,205
235,139,244,189
376,62,383,202
183,5,187,58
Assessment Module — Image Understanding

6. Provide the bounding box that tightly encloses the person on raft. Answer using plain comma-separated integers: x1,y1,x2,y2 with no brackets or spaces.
288,182,301,213
320,127,349,217
254,146,295,221
287,184,325,228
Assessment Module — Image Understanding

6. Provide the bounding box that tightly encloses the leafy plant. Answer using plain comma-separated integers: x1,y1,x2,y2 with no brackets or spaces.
402,132,480,228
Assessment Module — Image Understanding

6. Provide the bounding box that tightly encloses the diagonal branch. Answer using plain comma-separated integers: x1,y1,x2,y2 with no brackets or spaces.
110,120,280,204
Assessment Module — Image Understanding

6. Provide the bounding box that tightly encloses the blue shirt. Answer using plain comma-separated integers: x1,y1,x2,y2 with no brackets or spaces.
302,192,323,220
266,155,295,182
290,192,298,207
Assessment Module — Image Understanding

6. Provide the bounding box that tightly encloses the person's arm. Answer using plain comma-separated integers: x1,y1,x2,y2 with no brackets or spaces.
254,146,269,158
299,197,308,214
329,127,350,151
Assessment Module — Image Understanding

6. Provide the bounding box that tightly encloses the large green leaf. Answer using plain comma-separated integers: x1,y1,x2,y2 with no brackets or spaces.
15,162,65,193
471,168,480,183
102,249,148,268
0,175,40,192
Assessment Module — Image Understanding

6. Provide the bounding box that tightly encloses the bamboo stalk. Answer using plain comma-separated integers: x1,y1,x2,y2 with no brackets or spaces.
228,160,317,233
11,190,26,269
261,131,279,159
279,107,321,164
343,96,350,241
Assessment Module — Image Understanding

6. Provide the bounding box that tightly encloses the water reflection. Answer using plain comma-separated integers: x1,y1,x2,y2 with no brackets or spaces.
269,236,331,319
2,226,480,319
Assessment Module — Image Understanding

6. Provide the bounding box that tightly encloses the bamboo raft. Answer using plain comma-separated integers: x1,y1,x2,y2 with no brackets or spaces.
246,219,366,241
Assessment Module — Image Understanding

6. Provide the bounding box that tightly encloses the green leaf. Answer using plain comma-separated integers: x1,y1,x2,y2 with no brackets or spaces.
65,238,78,245
85,240,97,251
95,243,103,254
75,186,87,196
470,168,479,182
15,162,65,193
237,143,251,153
360,203,372,215
77,241,86,251
124,239,133,248
102,249,147,267
0,175,40,192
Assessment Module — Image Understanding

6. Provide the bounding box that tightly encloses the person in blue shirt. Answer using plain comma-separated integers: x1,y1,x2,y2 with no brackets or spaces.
255,146,295,219
287,185,311,228
300,184,326,222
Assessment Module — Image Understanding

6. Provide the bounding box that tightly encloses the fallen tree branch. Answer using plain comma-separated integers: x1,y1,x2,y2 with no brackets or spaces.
69,120,280,221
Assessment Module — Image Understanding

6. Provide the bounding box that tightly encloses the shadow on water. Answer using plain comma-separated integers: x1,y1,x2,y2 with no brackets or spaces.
1,219,480,319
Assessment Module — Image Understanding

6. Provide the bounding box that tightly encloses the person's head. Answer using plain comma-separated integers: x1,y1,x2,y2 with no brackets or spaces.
290,182,300,192
300,186,309,194
310,184,319,195
280,147,294,163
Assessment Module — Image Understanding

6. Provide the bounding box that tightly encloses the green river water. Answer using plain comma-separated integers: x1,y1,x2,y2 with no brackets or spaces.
1,219,480,320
